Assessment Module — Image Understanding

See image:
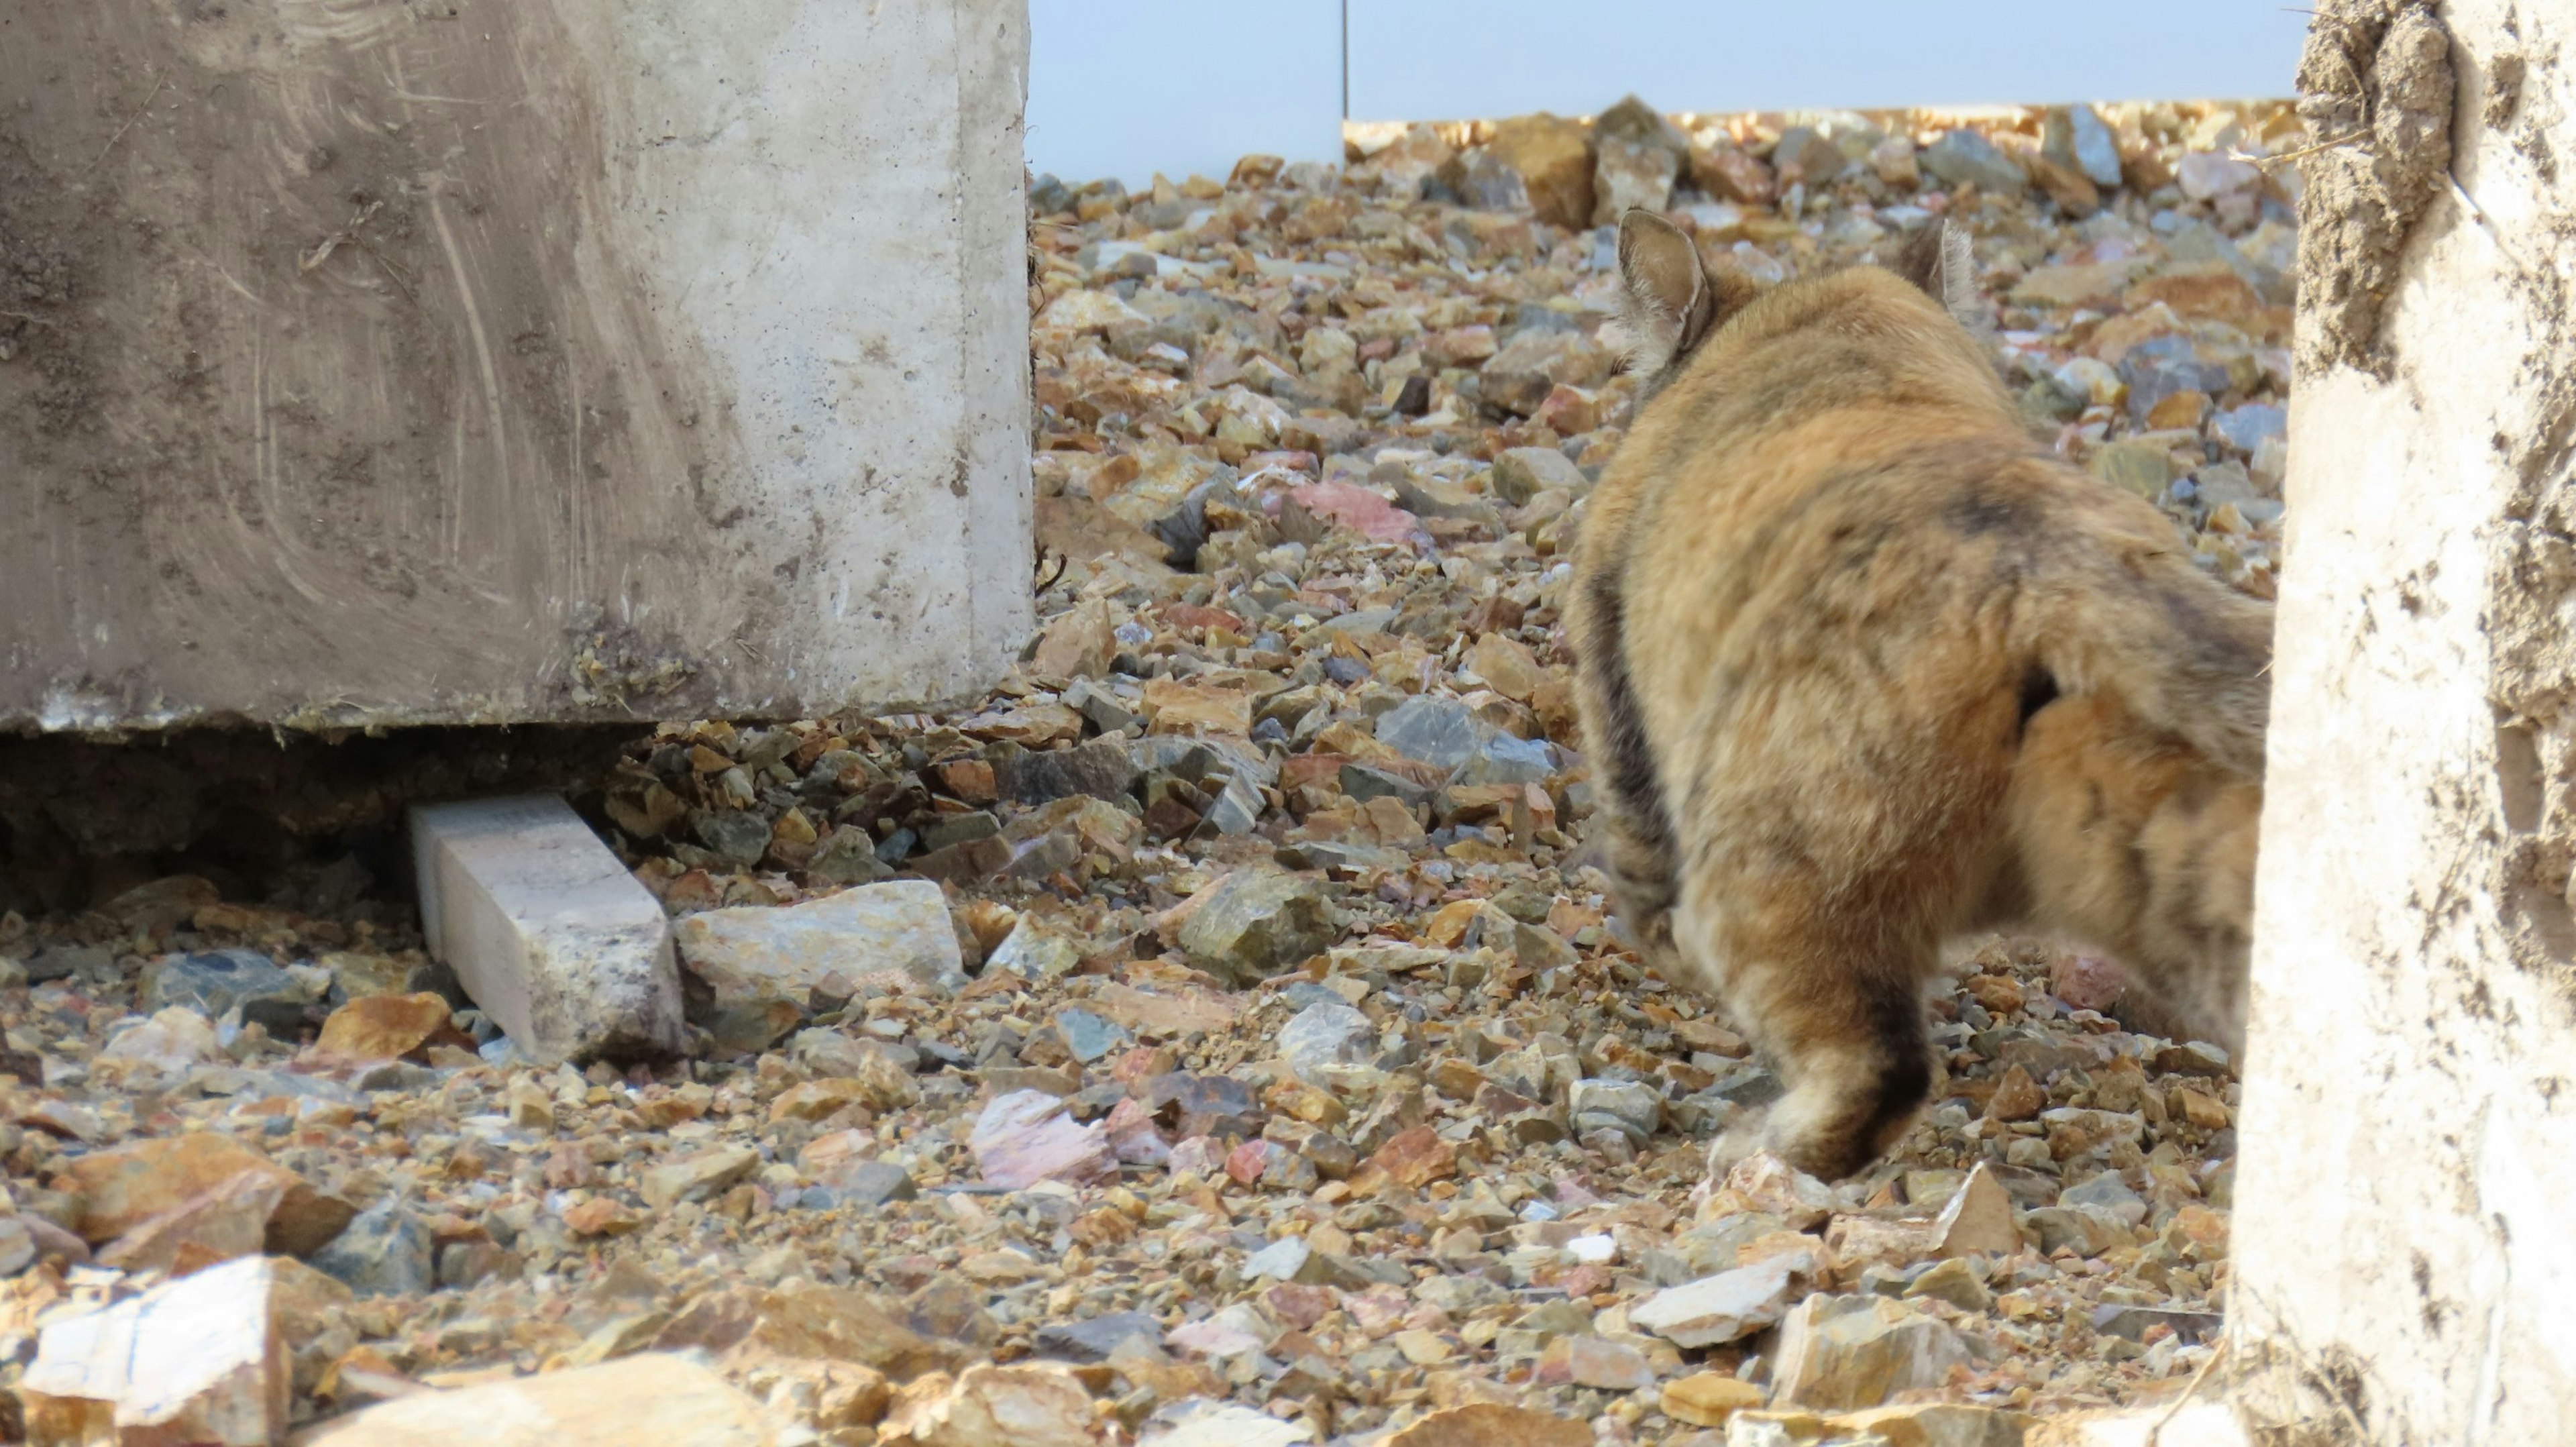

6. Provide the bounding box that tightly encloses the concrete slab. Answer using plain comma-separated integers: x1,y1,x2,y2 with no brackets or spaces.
411,796,681,1065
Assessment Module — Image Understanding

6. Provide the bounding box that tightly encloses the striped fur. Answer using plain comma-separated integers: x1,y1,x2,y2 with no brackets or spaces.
1566,213,2271,1180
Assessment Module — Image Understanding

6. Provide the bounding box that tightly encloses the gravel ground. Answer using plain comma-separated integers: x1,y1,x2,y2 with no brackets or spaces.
0,97,2296,1447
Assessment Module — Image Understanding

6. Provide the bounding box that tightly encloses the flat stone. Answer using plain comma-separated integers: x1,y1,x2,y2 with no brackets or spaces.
1479,113,1595,230
1032,1311,1164,1363
2089,1303,2224,1344
295,1352,791,1447
676,879,967,1007
142,949,317,1035
311,1199,434,1298
61,1132,350,1256
411,795,683,1065
1138,1400,1316,1447
1660,1373,1766,1428
1828,1402,2031,1447
1383,1402,1590,1447
21,1254,288,1447
642,1146,761,1211
1631,1255,1798,1347
1769,1294,1974,1411
987,918,1087,982
313,993,460,1065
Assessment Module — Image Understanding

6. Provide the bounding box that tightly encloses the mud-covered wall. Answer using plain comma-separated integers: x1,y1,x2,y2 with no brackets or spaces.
0,0,1032,732
2233,1,2576,1441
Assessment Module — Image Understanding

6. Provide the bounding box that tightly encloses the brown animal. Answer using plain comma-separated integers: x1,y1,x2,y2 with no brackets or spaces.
1568,212,2271,1181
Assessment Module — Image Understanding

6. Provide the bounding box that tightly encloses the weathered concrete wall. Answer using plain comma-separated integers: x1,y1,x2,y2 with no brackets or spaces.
2232,2,2576,1440
0,0,1032,733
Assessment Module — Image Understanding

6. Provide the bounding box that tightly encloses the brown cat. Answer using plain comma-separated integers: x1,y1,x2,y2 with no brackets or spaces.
1568,212,2271,1180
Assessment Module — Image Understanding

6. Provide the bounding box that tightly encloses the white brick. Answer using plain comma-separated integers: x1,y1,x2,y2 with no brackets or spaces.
411,795,681,1065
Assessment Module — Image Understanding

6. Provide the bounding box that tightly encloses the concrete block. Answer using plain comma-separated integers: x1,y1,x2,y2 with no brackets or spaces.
411,796,681,1065
3,0,1031,732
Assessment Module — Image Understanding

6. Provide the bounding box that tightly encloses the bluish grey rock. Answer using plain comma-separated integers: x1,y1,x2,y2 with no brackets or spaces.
1921,129,2029,195
313,1199,435,1297
143,950,317,1034
1054,1007,1132,1064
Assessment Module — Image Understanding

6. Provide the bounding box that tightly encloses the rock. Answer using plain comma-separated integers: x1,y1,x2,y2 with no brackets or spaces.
1770,127,1846,189
643,1146,761,1211
311,1199,434,1297
2176,149,2261,201
1550,1334,1655,1390
1466,632,1546,702
1033,1311,1163,1363
1935,1163,2023,1258
970,1089,1115,1190
0,1217,30,1277
1174,870,1338,985
1388,470,1500,525
314,993,460,1064
410,795,683,1065
1030,600,1118,680
2088,1303,2224,1344
2026,1205,2135,1256
1140,1401,1314,1447
142,949,316,1034
1375,696,1556,784
98,1169,282,1277
297,1352,792,1446
1715,1152,1839,1229
995,737,1139,806
1769,1294,1974,1411
2214,402,2288,456
1920,129,2027,196
1829,1403,2030,1447
1661,1372,1766,1428
61,1132,349,1256
988,918,1087,982
1243,1236,1311,1281
1568,1077,1662,1144
676,879,967,1006
2053,105,2123,188
1691,144,1776,205
2061,1171,2150,1226
99,875,223,932
1490,445,1588,505
97,1007,225,1075
21,1254,288,1447
879,1361,1104,1447
1277,1000,1373,1079
1593,137,1679,225
1901,1257,1991,1311
1053,1007,1132,1063
1383,1402,1590,1447
1481,114,1596,230
1437,148,1534,212
1631,1255,1798,1347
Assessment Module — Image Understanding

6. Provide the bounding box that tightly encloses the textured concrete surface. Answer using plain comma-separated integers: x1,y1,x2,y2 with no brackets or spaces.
0,0,1032,731
2232,6,2576,1440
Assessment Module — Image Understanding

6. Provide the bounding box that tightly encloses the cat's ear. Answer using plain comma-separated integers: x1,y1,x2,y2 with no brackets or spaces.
1611,209,1727,377
1890,218,1981,328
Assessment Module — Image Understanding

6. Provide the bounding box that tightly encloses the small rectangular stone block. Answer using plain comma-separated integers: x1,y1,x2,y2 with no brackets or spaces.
411,795,681,1065
21,1253,289,1447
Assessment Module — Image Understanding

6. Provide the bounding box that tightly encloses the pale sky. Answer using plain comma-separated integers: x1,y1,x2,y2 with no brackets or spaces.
1028,1,2310,186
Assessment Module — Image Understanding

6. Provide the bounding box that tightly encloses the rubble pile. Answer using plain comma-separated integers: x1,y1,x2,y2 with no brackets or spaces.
0,96,2294,1446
